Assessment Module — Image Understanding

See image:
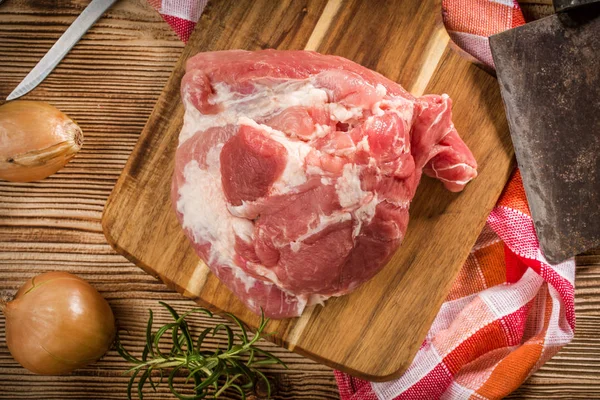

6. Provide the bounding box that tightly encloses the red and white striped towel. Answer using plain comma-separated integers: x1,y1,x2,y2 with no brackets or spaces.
150,1,576,398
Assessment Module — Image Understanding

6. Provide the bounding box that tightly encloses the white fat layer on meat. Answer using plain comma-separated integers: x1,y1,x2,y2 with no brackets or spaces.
431,95,450,127
238,117,312,194
179,97,211,146
336,163,369,208
177,149,257,291
306,164,325,176
307,293,331,307
335,164,378,238
328,103,363,122
386,198,411,208
312,124,331,139
320,146,355,157
178,149,233,265
429,162,476,186
179,80,329,146
232,267,257,292
232,218,254,242
356,136,370,152
433,162,473,171
227,201,253,218
246,262,285,288
289,212,352,252
352,195,378,238
372,96,415,121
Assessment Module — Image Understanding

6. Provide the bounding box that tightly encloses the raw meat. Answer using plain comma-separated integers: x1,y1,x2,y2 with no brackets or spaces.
172,50,477,319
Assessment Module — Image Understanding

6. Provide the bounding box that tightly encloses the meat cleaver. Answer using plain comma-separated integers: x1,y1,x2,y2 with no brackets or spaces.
490,0,600,264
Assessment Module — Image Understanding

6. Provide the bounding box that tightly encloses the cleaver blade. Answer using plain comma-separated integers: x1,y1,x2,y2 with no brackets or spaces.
490,6,600,264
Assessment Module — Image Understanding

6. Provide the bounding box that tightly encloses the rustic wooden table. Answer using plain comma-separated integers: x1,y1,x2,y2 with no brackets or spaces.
0,1,598,399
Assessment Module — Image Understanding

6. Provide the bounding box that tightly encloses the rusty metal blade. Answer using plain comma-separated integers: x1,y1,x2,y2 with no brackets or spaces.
554,0,600,12
490,10,600,263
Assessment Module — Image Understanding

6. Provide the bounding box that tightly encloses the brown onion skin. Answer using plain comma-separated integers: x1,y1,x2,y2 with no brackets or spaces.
0,101,83,182
2,272,115,375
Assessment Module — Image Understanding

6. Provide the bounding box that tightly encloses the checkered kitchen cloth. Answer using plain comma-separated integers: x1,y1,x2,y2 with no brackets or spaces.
150,1,576,398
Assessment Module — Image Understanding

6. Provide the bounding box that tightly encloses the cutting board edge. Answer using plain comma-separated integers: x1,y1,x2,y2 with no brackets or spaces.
104,181,421,380
103,195,415,380
100,95,515,382
288,332,415,381
103,137,516,381
104,196,163,282
100,65,516,384
101,0,516,381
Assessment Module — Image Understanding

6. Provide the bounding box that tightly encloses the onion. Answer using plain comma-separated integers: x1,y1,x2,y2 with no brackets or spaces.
0,272,115,375
0,101,83,182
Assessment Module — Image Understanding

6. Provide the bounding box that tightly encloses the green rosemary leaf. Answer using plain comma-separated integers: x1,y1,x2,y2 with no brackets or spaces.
154,323,177,359
212,323,234,351
141,345,150,363
258,308,268,332
171,333,186,357
250,347,287,368
192,373,203,398
203,359,219,370
158,369,164,387
167,365,186,400
180,307,213,320
168,365,206,400
193,361,223,391
147,366,159,392
225,313,248,342
145,309,155,358
229,358,254,385
171,321,182,354
228,344,244,354
160,301,181,321
127,369,140,400
159,302,194,352
239,379,255,390
184,359,211,384
254,369,272,398
137,368,151,400
179,319,194,352
118,302,286,400
125,363,153,374
185,367,203,384
235,334,246,343
214,374,242,397
250,358,282,366
159,303,183,353
179,308,214,351
230,383,247,400
115,332,141,364
196,327,212,351
186,353,206,368
248,326,265,346
246,349,255,366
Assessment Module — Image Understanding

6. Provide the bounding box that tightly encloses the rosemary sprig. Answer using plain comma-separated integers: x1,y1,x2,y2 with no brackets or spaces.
116,302,286,400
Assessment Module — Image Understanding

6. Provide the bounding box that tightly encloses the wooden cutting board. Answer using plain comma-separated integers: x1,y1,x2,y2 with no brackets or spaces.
103,0,513,381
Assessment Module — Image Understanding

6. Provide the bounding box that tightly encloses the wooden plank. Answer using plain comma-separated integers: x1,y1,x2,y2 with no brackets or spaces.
1,0,598,398
103,0,514,380
0,1,339,399
286,2,514,378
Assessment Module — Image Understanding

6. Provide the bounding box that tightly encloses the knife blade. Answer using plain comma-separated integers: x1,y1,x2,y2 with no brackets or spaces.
6,0,119,101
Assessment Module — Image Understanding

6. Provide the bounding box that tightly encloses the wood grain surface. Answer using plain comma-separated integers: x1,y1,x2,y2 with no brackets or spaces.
103,0,514,381
0,0,598,399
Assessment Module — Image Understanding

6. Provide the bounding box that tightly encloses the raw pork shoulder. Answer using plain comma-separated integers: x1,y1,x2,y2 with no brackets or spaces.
172,50,477,318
